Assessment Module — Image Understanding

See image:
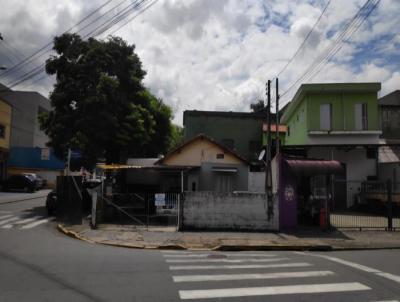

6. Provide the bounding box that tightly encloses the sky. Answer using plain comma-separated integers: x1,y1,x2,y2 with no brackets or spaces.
0,0,399,125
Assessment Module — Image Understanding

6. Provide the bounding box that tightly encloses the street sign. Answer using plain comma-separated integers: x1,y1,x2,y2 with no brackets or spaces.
155,193,166,206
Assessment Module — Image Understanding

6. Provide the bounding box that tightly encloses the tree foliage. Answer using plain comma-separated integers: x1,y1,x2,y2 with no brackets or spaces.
250,100,265,112
40,33,174,167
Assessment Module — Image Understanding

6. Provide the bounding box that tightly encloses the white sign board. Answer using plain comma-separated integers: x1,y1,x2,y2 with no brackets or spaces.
41,148,50,160
155,193,166,206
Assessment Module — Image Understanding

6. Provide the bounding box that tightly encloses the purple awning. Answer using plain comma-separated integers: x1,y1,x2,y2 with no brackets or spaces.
285,159,344,176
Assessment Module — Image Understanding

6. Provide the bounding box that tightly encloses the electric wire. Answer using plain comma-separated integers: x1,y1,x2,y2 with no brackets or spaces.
279,0,380,107
1,0,156,90
275,0,331,78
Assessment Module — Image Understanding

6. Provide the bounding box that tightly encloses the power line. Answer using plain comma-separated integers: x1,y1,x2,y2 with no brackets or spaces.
276,0,331,78
2,0,157,90
279,0,380,106
1,0,144,88
0,0,114,80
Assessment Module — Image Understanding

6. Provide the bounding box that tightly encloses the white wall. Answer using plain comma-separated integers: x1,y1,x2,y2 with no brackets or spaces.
182,191,278,231
248,172,265,192
308,147,377,207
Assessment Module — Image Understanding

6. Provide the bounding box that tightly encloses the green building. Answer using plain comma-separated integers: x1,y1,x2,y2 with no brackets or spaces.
183,110,270,163
280,82,382,210
281,83,381,146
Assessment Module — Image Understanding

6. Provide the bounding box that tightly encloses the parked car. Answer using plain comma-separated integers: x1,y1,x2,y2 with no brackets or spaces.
1,174,36,192
22,173,44,190
46,190,57,216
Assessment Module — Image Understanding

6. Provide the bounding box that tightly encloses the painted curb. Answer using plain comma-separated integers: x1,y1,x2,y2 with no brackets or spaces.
57,224,95,244
56,225,400,252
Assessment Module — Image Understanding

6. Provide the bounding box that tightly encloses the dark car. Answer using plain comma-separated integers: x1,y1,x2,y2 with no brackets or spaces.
23,173,44,190
1,174,36,192
46,190,57,216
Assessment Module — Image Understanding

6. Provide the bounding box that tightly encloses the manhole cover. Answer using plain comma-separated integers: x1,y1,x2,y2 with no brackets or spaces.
207,254,227,259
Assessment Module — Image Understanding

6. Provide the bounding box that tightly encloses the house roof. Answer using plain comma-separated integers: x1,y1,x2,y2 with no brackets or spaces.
155,134,249,165
0,83,11,92
281,82,381,124
379,90,400,106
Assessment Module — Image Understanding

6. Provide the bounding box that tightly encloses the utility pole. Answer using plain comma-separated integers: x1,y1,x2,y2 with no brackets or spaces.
265,80,273,219
275,78,280,155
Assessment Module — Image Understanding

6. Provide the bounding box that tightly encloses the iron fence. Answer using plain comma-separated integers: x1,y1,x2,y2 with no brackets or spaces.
330,180,399,231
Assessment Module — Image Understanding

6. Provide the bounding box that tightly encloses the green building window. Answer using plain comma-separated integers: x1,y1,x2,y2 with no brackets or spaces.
355,103,368,130
320,104,332,130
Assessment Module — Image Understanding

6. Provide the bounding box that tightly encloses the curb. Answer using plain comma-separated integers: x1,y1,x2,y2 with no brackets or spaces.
56,225,400,252
57,224,96,244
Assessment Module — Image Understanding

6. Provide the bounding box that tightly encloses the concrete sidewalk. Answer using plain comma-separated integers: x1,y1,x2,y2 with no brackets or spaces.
58,222,400,251
0,189,51,205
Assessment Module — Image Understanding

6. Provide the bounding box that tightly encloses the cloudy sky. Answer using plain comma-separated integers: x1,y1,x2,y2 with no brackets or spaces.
0,0,399,124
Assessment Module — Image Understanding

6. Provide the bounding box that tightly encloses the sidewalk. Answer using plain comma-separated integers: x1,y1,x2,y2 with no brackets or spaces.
58,222,400,251
0,189,51,205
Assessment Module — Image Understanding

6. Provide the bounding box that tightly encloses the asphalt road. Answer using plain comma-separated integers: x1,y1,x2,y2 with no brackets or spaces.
0,194,400,302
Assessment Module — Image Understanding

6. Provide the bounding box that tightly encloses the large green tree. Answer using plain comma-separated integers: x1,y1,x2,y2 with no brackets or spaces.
40,33,174,167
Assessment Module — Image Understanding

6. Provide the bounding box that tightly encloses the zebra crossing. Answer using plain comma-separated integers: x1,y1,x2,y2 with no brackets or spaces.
0,212,53,230
162,250,385,301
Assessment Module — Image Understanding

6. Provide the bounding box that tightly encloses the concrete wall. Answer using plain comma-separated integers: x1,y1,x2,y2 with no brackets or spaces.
248,172,265,192
182,191,279,231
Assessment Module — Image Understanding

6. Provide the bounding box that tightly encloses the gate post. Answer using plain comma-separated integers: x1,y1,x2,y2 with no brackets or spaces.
387,179,393,231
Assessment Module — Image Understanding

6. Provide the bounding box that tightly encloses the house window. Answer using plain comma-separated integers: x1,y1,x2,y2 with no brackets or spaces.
216,153,224,159
191,182,196,191
287,125,290,136
221,139,234,150
0,124,5,138
320,104,332,130
215,174,233,192
355,103,368,130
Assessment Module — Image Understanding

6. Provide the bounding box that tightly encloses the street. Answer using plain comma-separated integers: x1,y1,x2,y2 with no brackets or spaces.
0,196,400,302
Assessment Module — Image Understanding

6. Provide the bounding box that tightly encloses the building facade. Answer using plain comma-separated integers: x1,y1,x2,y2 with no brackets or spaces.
183,110,269,163
281,83,382,209
0,98,12,179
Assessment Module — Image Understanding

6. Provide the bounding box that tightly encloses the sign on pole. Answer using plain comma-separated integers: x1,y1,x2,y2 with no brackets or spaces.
155,193,166,206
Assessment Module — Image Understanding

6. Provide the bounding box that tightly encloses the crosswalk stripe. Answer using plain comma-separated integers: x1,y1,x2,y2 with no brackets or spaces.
166,258,289,263
1,217,39,229
178,282,370,299
169,262,312,271
0,214,13,220
0,216,20,226
173,270,335,283
376,272,400,284
311,254,381,273
162,251,193,254
164,253,277,258
20,218,50,229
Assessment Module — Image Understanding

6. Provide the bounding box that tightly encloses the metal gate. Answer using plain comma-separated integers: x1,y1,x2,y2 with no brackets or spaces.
330,179,399,231
100,192,182,229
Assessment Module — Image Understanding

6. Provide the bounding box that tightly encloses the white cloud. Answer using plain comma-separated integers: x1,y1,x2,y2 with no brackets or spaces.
0,0,399,125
